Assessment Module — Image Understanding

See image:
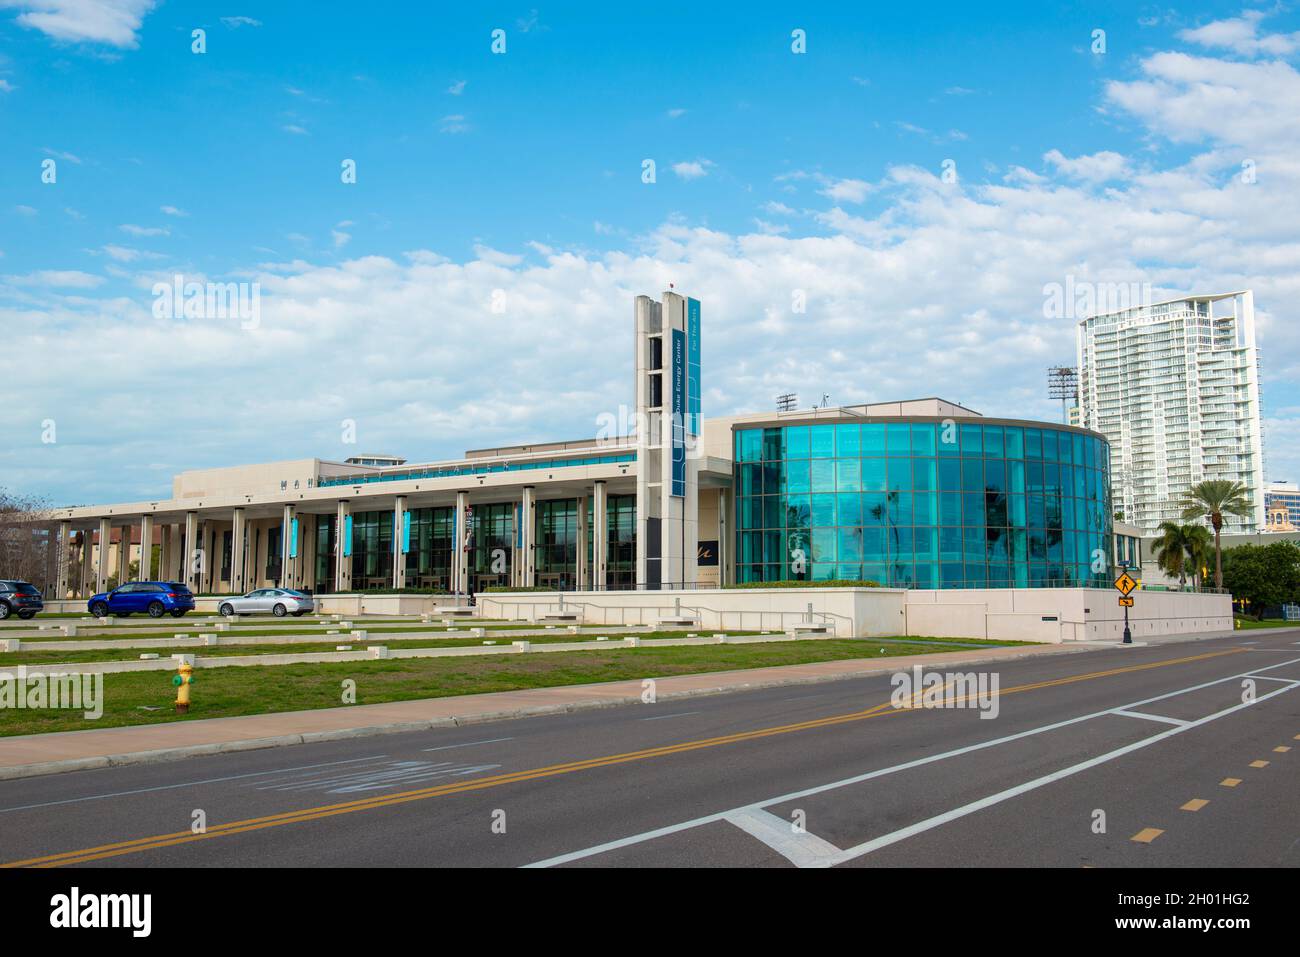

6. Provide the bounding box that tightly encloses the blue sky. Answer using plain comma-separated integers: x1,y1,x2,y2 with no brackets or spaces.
2,1,1298,505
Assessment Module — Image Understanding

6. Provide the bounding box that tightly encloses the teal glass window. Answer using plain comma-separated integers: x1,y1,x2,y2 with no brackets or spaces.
835,424,860,457
784,426,811,459
810,425,835,458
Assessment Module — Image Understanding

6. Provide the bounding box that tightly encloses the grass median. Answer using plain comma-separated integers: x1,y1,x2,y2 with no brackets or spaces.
0,637,1022,737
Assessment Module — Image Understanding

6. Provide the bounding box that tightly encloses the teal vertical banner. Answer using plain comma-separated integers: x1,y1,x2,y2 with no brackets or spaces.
289,517,298,558
687,297,701,436
343,514,353,557
402,511,411,552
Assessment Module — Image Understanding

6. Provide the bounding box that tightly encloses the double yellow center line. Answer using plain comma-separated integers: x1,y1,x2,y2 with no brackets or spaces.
4,647,1243,867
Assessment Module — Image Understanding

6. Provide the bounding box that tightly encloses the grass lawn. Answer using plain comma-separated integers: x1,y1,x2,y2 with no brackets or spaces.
0,630,766,665
0,637,1016,737
1233,617,1300,630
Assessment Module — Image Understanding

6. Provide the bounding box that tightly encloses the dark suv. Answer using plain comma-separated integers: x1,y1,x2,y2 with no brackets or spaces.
87,582,196,618
0,580,44,620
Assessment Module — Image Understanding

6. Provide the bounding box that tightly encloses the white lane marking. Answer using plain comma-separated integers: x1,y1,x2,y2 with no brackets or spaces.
640,711,702,722
820,679,1300,867
0,756,388,815
722,807,842,867
421,737,514,752
1112,709,1189,727
1243,675,1300,684
525,653,1300,868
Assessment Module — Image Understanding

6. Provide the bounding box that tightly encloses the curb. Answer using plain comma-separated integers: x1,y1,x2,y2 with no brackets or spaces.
0,643,1101,782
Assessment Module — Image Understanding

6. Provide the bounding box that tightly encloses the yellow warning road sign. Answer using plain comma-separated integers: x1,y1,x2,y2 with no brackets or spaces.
1118,597,1134,607
1114,572,1138,597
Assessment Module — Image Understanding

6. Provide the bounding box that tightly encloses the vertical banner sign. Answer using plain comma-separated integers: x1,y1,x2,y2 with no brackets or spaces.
343,514,353,557
402,511,411,553
515,503,523,548
687,297,701,437
289,517,299,559
671,327,686,497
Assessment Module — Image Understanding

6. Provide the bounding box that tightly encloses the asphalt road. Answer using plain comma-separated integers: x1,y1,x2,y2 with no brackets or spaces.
2,628,1298,868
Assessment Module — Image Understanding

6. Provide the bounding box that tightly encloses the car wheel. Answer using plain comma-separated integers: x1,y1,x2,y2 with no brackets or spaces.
148,601,165,618
90,601,108,617
292,610,305,617
0,602,10,620
18,610,35,620
170,609,185,618
220,603,235,618
273,603,287,618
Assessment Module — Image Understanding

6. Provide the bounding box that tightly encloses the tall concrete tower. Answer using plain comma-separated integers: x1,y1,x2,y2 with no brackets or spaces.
634,291,701,588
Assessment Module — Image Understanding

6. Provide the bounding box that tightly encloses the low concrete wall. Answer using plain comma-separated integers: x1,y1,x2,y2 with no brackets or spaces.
482,586,1233,644
478,588,908,638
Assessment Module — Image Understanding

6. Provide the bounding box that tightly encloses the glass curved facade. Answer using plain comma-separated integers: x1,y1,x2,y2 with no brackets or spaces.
734,420,1112,589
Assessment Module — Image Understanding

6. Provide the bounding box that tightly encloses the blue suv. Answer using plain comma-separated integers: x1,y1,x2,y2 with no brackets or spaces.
87,582,195,619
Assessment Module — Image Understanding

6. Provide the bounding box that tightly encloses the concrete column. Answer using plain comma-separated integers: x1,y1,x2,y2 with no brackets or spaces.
576,493,589,590
138,514,154,581
96,518,112,593
718,487,730,586
183,513,200,591
55,521,71,598
282,505,297,589
116,524,131,586
520,486,536,588
393,496,407,590
158,524,171,582
79,530,94,597
230,508,247,594
302,516,317,590
335,501,353,592
592,480,608,591
453,491,470,595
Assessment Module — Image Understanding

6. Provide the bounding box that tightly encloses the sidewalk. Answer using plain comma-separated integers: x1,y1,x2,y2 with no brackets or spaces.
0,641,1118,781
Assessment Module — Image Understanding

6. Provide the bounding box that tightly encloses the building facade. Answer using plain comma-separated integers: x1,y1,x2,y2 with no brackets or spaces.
1077,291,1265,534
37,291,1119,598
1265,480,1300,531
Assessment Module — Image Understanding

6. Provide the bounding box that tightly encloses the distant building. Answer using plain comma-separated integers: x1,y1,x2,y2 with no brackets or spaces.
1266,480,1300,531
1077,291,1264,534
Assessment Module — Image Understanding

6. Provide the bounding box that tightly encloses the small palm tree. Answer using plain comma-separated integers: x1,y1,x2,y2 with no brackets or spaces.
1151,522,1191,588
1179,480,1253,589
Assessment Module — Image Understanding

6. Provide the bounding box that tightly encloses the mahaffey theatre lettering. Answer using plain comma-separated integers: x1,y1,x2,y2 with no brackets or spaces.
671,327,686,497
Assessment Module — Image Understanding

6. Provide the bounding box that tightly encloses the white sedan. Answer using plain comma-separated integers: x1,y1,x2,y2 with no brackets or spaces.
218,588,315,618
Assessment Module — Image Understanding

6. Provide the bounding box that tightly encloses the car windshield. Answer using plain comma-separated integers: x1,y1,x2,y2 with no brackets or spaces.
285,590,310,597
168,583,191,593
14,583,40,595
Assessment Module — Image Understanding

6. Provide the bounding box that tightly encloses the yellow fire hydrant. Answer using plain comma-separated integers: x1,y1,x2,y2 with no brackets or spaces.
173,661,195,714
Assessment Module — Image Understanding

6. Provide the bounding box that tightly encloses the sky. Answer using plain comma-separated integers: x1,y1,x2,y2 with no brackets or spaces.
1,1,1298,506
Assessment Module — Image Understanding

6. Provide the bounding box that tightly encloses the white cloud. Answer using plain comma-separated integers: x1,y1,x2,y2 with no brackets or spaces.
281,124,309,136
14,205,37,216
671,159,713,180
4,269,103,287
666,108,687,118
819,178,872,203
1044,149,1130,182
439,114,470,134
3,0,157,48
119,223,168,237
42,147,82,164
0,78,14,93
1179,9,1300,57
160,205,187,217
220,15,261,29
448,79,466,95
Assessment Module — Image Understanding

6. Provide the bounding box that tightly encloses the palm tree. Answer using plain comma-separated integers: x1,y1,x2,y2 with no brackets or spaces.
1151,521,1191,588
1179,480,1253,589
1184,525,1213,589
